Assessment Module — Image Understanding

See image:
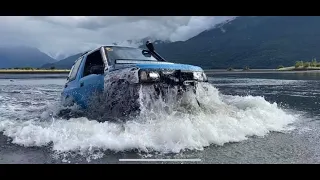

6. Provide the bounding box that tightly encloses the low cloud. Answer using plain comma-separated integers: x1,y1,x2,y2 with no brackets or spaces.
0,16,235,59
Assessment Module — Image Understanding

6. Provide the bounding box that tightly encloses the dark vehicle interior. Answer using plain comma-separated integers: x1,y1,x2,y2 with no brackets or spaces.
82,42,164,77
83,50,105,77
105,46,158,65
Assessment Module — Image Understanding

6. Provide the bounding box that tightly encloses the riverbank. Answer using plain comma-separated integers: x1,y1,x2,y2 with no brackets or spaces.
0,69,70,74
278,66,320,71
1,67,320,75
204,68,320,75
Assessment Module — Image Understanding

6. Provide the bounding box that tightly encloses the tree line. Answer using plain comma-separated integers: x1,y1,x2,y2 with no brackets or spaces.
277,59,320,69
294,59,320,68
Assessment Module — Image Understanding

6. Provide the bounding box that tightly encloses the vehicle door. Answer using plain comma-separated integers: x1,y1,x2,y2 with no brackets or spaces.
77,49,106,108
62,56,85,106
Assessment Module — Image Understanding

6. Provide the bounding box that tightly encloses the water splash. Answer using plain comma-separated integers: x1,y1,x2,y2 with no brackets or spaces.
0,83,297,161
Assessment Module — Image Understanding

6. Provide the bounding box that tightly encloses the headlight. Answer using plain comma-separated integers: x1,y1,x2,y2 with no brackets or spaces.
193,72,203,81
193,71,208,82
139,70,160,82
149,72,160,79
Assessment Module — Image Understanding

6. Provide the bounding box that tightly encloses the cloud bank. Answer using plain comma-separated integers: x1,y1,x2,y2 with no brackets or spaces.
0,16,235,59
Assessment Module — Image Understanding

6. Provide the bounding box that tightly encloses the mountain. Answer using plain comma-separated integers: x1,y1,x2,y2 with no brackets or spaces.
153,16,320,69
0,46,56,68
41,53,82,69
43,16,320,69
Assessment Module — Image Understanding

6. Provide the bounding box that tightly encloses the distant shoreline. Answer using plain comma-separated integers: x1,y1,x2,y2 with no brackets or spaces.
1,67,320,75
204,68,320,74
277,66,320,71
0,69,70,74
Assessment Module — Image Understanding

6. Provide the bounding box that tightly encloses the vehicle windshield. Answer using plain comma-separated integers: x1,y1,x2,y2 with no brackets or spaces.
105,46,158,65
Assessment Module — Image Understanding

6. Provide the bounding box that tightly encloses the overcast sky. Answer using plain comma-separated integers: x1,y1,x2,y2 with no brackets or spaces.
0,16,235,59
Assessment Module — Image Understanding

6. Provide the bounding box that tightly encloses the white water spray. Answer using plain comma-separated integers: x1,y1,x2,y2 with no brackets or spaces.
0,83,297,159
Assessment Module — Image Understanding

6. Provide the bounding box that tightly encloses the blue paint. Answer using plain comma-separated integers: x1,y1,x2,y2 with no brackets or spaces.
110,62,203,72
61,55,104,109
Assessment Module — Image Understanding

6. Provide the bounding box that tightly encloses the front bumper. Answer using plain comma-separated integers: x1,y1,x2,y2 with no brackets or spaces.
138,69,207,88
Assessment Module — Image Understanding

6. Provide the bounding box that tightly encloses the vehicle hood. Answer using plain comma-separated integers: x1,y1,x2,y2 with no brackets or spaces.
110,62,203,72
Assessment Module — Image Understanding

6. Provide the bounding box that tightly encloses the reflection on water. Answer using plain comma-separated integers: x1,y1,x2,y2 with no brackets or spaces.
209,72,320,119
211,71,320,81
277,72,320,80
0,73,68,79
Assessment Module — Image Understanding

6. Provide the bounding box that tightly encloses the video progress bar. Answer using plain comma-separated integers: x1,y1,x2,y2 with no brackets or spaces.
119,159,201,162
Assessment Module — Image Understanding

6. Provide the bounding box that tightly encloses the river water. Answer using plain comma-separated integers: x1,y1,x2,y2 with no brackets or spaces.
0,72,319,164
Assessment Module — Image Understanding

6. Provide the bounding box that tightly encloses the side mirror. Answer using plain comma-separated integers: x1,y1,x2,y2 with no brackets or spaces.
146,41,154,52
142,49,152,57
90,65,104,74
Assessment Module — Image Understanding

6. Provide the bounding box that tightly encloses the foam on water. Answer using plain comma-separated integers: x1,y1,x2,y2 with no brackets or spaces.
0,83,297,159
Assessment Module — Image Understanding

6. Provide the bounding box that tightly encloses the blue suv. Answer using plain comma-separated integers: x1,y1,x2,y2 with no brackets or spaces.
61,41,208,115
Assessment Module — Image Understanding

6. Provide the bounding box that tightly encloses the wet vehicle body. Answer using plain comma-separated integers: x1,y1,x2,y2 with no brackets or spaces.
60,41,208,118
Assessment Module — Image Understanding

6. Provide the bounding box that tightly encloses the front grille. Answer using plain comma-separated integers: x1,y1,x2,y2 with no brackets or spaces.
179,71,194,81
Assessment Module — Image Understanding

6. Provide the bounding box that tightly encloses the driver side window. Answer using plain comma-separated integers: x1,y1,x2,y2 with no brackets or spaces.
68,56,83,82
82,50,105,77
